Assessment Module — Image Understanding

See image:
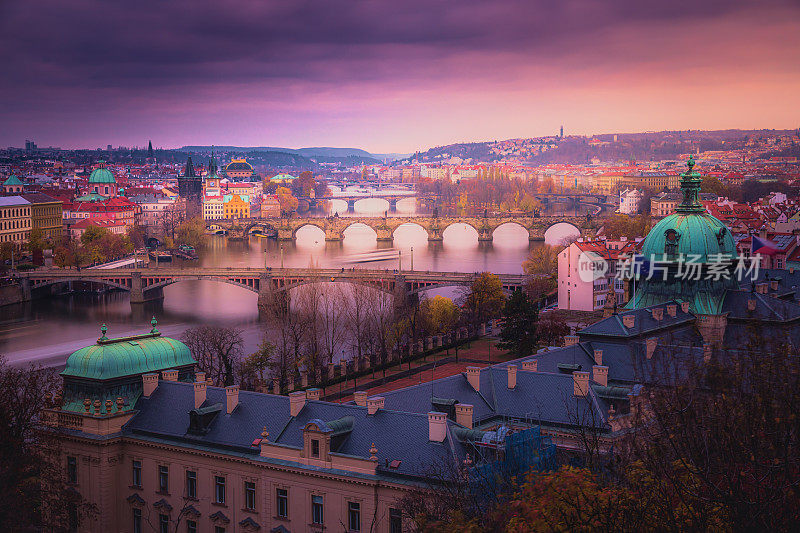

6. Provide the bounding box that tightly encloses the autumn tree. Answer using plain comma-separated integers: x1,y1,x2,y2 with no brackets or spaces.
420,295,460,336
496,291,538,357
602,214,651,239
240,339,276,391
277,187,299,216
523,244,559,276
462,272,506,325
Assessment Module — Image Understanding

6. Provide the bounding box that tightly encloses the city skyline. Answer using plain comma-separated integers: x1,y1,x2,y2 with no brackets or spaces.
1,0,800,152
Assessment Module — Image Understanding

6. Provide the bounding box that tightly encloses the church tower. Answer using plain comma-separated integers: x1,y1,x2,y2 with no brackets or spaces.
178,155,203,216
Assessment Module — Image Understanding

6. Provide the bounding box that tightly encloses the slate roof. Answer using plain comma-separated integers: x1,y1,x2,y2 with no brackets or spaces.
579,302,694,338
126,380,467,480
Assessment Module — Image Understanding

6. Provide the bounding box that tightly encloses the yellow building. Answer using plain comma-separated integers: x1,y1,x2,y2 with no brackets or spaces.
223,193,250,219
619,172,679,191
0,196,32,245
593,173,624,194
22,193,63,241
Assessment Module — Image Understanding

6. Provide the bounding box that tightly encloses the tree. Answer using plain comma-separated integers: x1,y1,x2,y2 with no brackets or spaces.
0,357,97,530
420,295,460,336
181,326,244,386
277,187,299,215
175,217,206,249
523,245,559,276
536,313,569,346
496,291,538,357
524,276,557,302
240,339,276,391
462,272,506,325
28,227,46,252
602,214,651,239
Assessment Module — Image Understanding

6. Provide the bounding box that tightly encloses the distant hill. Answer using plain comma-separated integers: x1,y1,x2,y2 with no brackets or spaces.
179,145,388,162
405,129,798,165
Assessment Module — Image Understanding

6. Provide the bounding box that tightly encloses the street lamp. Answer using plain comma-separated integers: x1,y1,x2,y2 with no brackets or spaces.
410,246,414,271
280,244,284,269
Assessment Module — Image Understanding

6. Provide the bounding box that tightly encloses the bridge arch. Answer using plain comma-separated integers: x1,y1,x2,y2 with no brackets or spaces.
544,222,581,246
342,221,378,238
271,277,397,296
29,278,132,292
143,277,260,294
391,222,429,239
292,222,327,239
441,221,480,243
492,221,532,246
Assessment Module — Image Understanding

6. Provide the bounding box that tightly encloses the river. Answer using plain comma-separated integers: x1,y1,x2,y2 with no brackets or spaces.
1,192,590,368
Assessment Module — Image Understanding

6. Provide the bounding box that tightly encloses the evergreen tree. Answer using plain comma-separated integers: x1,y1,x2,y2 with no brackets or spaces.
496,291,539,357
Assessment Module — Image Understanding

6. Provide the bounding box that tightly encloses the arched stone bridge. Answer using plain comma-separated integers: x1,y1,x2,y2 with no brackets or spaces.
14,267,527,312
211,214,600,242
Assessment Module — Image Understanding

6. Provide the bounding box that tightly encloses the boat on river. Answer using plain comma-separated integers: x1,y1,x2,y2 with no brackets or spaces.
342,250,399,264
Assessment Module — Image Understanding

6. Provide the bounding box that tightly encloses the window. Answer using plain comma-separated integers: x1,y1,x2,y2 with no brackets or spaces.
186,470,197,499
159,514,169,533
389,508,402,533
67,456,77,483
245,481,256,510
186,520,197,533
214,475,226,504
312,495,324,525
132,460,142,487
276,488,288,518
214,527,226,533
311,438,320,458
348,501,361,531
158,465,169,493
132,508,142,533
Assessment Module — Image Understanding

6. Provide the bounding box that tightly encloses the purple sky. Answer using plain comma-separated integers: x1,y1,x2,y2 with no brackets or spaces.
1,0,799,153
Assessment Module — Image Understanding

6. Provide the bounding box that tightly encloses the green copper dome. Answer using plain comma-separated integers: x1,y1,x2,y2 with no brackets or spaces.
626,156,738,315
88,161,116,184
3,175,23,186
62,322,195,380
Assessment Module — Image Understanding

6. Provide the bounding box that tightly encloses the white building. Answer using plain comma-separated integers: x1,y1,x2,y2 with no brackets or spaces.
557,238,640,312
129,194,184,229
619,188,644,214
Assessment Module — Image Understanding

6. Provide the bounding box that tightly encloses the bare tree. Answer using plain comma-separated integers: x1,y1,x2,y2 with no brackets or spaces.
180,326,244,386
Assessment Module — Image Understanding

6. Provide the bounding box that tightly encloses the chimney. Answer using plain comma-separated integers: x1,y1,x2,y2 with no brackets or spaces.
573,371,590,397
162,369,178,381
455,404,474,429
367,396,384,415
646,337,658,359
770,279,779,291
225,385,239,414
592,365,608,387
703,342,712,363
143,373,159,398
666,304,677,317
195,371,206,383
427,412,447,442
522,359,538,372
289,391,306,417
354,391,367,407
756,282,768,294
652,308,663,321
564,335,579,346
747,299,757,311
622,315,635,328
593,349,603,365
306,388,321,402
193,380,206,409
507,365,517,389
466,367,481,391
680,301,690,313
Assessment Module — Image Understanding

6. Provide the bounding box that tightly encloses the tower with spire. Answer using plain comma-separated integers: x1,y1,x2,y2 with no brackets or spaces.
178,155,203,216
147,140,154,162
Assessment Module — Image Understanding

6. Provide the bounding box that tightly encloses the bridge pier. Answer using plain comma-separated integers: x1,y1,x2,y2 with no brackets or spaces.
277,228,293,241
375,227,393,242
528,227,545,241
130,272,164,305
324,228,342,241
388,198,398,212
477,227,493,242
427,227,442,242
347,199,357,212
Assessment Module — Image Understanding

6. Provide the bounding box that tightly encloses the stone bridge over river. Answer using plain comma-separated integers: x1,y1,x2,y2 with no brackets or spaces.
13,267,528,313
209,214,600,242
